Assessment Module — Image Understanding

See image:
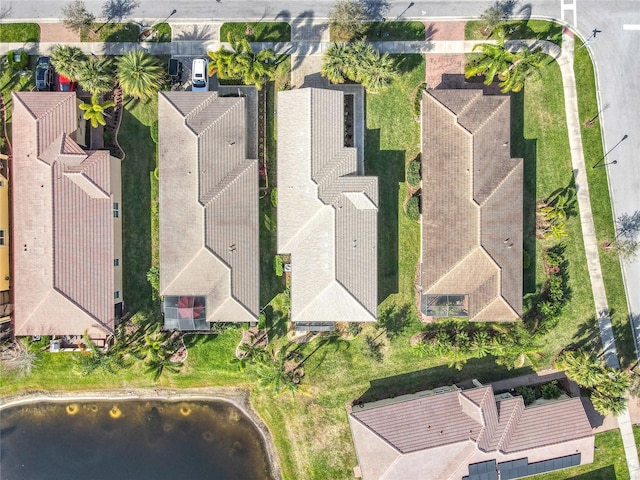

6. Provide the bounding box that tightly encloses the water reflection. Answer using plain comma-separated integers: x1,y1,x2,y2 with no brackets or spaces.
1,400,274,480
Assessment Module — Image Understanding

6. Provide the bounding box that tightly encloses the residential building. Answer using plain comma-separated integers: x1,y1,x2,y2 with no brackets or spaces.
277,88,378,331
158,92,259,330
11,92,122,346
0,169,10,325
420,89,523,322
348,383,594,480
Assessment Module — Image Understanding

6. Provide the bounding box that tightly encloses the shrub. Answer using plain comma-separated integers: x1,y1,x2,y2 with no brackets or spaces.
150,120,158,144
146,265,160,293
406,159,421,186
541,381,563,399
270,187,278,208
347,322,362,337
273,255,284,277
363,334,384,362
6,50,29,71
413,82,427,116
258,312,266,330
405,194,420,222
515,385,537,405
523,249,531,269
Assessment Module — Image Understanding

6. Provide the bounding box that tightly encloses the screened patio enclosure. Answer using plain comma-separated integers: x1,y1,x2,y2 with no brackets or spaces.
163,295,209,331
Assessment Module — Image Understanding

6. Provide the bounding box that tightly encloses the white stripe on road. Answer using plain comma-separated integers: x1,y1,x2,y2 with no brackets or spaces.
623,24,640,30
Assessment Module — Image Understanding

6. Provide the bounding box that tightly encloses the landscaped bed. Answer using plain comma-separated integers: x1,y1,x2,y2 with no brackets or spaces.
465,19,563,46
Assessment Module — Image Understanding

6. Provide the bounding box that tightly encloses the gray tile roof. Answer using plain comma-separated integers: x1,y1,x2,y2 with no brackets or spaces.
349,385,593,480
421,89,523,321
277,88,378,324
11,92,117,338
158,92,259,323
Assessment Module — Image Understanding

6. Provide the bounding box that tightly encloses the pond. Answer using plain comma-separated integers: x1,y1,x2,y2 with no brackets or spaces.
0,399,274,480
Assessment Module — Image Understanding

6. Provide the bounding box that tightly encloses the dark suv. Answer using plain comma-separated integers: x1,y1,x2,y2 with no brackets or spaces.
35,56,53,91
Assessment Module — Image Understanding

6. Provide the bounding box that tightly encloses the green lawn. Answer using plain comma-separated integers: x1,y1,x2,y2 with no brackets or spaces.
150,23,171,42
0,23,40,42
511,59,596,365
219,22,291,42
118,99,158,312
360,21,426,41
574,38,633,365
81,23,140,42
465,19,563,46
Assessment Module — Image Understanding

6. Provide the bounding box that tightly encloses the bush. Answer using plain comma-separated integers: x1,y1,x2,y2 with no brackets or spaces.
273,255,284,277
146,265,160,293
363,334,384,362
270,187,278,208
405,194,420,222
258,312,266,330
347,322,362,337
6,50,29,71
406,159,421,186
523,249,531,269
541,381,563,399
413,82,427,116
150,120,158,144
515,385,538,405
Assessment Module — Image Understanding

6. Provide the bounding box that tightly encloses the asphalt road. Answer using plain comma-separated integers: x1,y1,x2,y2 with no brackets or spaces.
2,0,639,346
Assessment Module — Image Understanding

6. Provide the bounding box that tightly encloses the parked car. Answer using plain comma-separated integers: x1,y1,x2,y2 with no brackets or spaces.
58,74,77,92
191,58,208,92
35,56,53,91
168,58,183,85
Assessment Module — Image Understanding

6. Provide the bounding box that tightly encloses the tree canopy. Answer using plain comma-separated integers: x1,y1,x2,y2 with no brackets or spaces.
329,0,369,42
62,0,95,33
116,50,165,100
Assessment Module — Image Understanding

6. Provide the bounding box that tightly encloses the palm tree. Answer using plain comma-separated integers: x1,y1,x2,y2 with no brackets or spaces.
321,43,347,84
50,45,87,80
79,94,115,128
77,57,114,96
556,351,607,388
360,49,397,93
465,26,548,93
116,50,165,100
590,389,627,416
206,34,276,89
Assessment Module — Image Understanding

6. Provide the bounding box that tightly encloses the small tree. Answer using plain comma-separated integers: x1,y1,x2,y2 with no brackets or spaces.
79,94,115,128
77,57,114,96
329,0,368,42
62,0,95,33
479,0,518,35
51,45,87,80
609,238,640,261
116,50,165,100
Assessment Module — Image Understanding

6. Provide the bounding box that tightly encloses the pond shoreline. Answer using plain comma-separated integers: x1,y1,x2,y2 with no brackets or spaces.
0,386,282,480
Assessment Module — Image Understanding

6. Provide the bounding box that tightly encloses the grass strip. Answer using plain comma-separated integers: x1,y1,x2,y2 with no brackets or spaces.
220,22,291,42
0,23,40,42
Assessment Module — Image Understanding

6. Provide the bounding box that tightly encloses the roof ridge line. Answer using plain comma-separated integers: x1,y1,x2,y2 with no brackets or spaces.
200,159,255,207
475,156,522,207
495,398,524,452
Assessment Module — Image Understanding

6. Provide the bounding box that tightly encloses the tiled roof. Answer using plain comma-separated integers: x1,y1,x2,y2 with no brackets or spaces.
11,92,116,338
158,92,259,323
421,89,523,321
277,88,378,324
349,385,593,480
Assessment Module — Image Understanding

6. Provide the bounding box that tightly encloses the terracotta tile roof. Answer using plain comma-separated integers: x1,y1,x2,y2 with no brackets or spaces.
421,89,523,321
158,92,259,323
11,92,117,338
349,384,594,480
277,88,378,324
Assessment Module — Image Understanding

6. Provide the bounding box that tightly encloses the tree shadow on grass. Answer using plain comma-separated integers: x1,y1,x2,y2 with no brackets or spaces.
510,88,538,295
352,357,534,404
120,107,154,312
364,127,404,302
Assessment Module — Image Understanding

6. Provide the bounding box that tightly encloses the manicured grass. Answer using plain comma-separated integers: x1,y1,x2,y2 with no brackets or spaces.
465,19,562,46
0,23,40,42
118,99,158,312
365,54,423,310
219,22,291,42
529,428,630,480
510,59,596,366
260,56,290,306
574,38,633,366
151,22,171,42
360,21,426,41
81,23,139,42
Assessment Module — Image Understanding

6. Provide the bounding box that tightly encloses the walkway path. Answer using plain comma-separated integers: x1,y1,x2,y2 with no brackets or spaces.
1,22,638,478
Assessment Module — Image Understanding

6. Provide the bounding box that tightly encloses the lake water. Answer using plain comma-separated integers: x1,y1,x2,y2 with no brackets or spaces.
0,399,274,480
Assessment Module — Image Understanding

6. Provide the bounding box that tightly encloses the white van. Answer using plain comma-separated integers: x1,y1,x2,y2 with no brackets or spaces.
191,58,209,92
